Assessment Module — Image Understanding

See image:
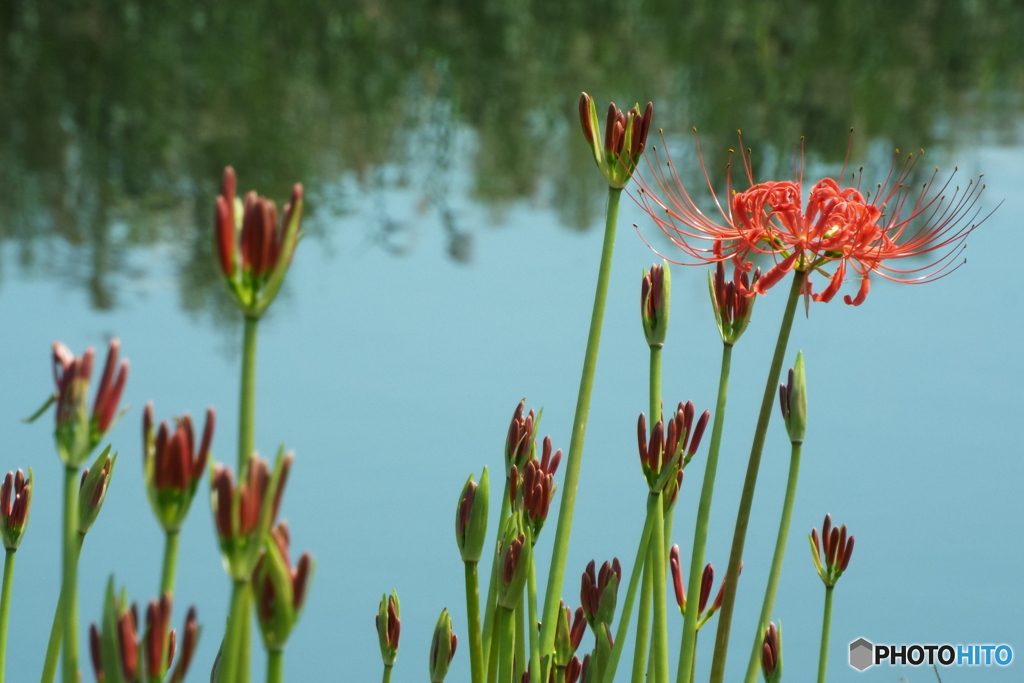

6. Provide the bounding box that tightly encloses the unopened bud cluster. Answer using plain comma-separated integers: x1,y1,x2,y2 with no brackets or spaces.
810,514,855,587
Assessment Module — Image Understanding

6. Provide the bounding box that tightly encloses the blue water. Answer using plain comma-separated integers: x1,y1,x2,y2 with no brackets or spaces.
0,142,1021,683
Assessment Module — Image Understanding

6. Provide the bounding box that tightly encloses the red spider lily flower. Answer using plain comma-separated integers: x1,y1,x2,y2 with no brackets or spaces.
761,622,782,683
635,130,991,306
0,468,32,550
641,262,671,348
505,399,538,474
580,558,621,630
48,338,128,466
669,545,742,631
144,403,215,532
214,166,304,318
810,513,855,587
376,590,401,667
253,521,314,650
578,93,654,189
637,402,710,491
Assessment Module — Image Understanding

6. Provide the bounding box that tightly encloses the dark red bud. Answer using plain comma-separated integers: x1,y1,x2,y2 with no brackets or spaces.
89,623,104,682
578,94,594,146
689,410,711,456
841,537,855,571
669,544,684,608
699,563,715,614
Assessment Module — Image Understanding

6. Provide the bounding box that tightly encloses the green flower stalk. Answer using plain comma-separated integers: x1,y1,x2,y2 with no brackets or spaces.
457,469,489,683
495,520,531,683
810,515,855,683
743,353,808,683
429,609,458,683
760,622,782,683
143,403,216,596
0,468,32,683
539,95,653,664
376,591,401,683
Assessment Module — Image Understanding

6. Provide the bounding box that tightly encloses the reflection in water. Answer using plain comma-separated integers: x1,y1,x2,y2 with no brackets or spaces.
1,0,1022,310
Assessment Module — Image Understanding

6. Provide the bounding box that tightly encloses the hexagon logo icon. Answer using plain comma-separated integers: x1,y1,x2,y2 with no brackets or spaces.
849,638,874,671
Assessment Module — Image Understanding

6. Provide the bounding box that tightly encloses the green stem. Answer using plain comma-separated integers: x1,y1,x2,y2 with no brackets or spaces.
239,316,259,472
0,549,16,683
650,494,669,683
515,597,526,681
709,269,806,683
497,608,515,683
381,664,393,683
160,530,180,597
539,187,622,657
526,545,542,683
60,467,80,683
649,346,662,427
465,563,485,683
482,478,512,675
602,493,657,683
817,587,834,683
629,546,653,683
677,343,733,683
218,581,249,683
40,535,82,683
743,441,803,683
267,648,284,683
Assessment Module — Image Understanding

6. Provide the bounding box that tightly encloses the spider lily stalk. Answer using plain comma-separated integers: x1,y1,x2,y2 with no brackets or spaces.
0,468,32,683
538,95,654,668
743,354,808,683
669,545,738,682
810,515,855,683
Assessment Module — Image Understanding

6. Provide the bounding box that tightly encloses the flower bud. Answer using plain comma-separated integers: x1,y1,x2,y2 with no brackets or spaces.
809,513,854,587
428,608,458,683
376,590,401,667
564,655,583,683
144,403,215,533
578,93,654,189
496,518,531,610
553,601,586,667
214,167,304,319
638,403,709,492
760,622,782,683
505,400,538,474
641,262,671,348
0,468,32,550
778,352,807,443
580,559,621,632
455,467,489,563
169,607,200,683
78,446,117,535
253,521,314,650
709,254,759,345
521,438,561,538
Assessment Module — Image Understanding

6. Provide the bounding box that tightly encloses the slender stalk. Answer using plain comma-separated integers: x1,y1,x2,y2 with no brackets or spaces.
217,581,249,683
709,269,806,683
515,597,526,681
743,441,803,683
649,346,662,427
817,587,834,683
160,530,180,597
465,563,485,683
40,535,82,683
267,648,284,683
60,467,80,683
381,665,393,683
0,549,16,683
629,547,653,683
644,509,674,683
650,494,670,683
497,608,515,683
677,343,733,683
526,546,542,683
602,494,656,683
240,594,252,683
239,316,259,471
539,187,622,657
482,479,512,674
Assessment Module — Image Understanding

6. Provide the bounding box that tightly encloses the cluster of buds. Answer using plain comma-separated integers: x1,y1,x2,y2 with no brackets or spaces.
810,514,854,587
560,656,583,683
580,558,621,634
578,93,654,189
552,600,586,668
143,404,215,533
455,468,490,563
253,522,314,650
637,403,709,492
0,468,32,550
509,436,562,538
211,450,292,581
505,400,538,475
214,167,305,319
89,579,199,683
47,339,128,467
641,262,671,348
376,590,401,667
760,622,782,683
428,608,457,683
496,518,531,610
79,446,117,535
669,545,741,631
709,254,759,345
778,353,807,444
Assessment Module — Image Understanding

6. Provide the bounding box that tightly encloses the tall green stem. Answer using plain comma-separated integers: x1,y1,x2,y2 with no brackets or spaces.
465,563,485,683
60,467,80,683
629,549,653,683
650,494,669,683
526,546,542,683
743,441,803,683
40,534,82,683
160,530,180,597
239,316,259,471
0,549,16,683
817,587,834,683
482,478,512,676
497,608,515,683
602,494,656,683
267,648,284,683
677,343,733,683
381,665,393,683
709,270,806,683
218,581,249,683
539,187,622,657
515,597,526,681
